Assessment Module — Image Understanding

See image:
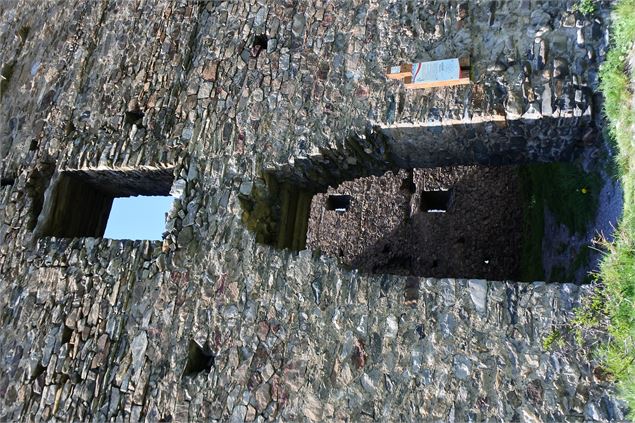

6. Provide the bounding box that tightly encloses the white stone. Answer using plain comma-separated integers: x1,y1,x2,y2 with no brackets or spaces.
468,279,488,315
385,315,398,338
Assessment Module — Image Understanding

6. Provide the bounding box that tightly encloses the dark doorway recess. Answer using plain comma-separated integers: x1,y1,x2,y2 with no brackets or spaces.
33,167,174,239
1,177,14,187
326,195,351,212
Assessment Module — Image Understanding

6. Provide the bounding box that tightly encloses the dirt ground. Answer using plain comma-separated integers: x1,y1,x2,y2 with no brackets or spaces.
306,166,524,280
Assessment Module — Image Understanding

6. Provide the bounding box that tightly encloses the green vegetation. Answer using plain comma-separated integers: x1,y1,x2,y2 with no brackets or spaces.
519,163,601,281
519,166,545,281
567,0,635,414
543,329,565,350
574,0,597,15
597,0,635,412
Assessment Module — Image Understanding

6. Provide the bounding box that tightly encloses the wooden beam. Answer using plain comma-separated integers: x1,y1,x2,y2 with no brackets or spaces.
403,69,470,90
403,77,471,90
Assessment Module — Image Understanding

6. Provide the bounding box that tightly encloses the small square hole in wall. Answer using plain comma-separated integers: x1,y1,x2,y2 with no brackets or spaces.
421,189,453,213
252,34,268,57
34,167,175,240
326,195,351,213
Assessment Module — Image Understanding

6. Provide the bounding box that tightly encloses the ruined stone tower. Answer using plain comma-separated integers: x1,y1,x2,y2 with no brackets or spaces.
0,0,626,421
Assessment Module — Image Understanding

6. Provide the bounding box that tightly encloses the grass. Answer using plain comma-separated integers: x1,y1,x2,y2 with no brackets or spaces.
519,165,545,281
518,163,601,281
572,0,635,414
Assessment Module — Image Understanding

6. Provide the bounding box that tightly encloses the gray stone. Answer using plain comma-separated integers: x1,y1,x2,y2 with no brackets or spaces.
229,405,247,423
292,14,306,38
0,1,622,422
468,279,488,315
453,355,471,380
130,332,147,373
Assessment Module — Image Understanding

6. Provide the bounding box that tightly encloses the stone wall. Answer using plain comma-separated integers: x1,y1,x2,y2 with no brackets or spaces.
0,0,626,421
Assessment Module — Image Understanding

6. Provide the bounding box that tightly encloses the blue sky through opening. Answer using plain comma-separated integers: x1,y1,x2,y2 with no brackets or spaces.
104,196,173,240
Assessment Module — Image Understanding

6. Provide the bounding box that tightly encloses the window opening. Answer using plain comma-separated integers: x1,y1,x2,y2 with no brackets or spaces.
104,196,173,240
326,195,351,212
421,189,452,213
183,340,214,378
252,34,268,58
34,167,174,239
124,110,144,126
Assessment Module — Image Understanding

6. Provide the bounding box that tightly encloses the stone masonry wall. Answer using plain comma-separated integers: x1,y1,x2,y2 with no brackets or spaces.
0,0,626,421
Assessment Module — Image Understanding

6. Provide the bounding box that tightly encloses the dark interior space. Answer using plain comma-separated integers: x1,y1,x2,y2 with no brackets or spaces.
421,189,453,212
34,167,174,238
183,340,215,378
306,166,526,281
326,195,352,212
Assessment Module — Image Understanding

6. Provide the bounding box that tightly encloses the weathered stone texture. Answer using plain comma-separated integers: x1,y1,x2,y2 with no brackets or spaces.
0,0,625,421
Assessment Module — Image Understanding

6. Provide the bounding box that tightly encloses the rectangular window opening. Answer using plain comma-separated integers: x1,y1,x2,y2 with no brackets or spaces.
326,194,351,213
34,167,175,240
421,189,452,213
1,177,15,187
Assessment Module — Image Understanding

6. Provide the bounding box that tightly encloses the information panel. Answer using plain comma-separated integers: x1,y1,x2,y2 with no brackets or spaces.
411,58,461,83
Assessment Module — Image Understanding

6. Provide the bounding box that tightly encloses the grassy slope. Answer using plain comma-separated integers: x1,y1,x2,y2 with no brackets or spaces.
519,163,601,282
594,0,635,411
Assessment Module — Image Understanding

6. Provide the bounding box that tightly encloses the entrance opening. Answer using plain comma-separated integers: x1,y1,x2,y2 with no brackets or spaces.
421,189,452,212
33,167,174,239
326,195,351,212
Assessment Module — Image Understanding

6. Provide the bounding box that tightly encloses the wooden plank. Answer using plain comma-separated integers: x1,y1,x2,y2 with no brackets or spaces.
385,64,410,80
403,68,470,90
403,77,471,90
